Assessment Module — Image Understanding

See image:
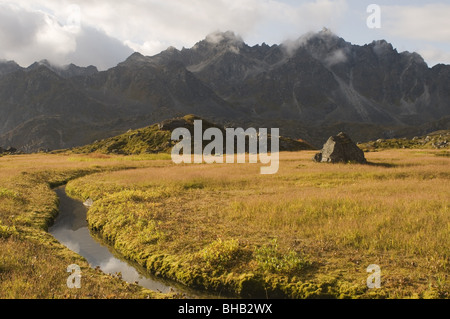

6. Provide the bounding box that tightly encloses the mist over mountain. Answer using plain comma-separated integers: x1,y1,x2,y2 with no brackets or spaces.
0,30,449,152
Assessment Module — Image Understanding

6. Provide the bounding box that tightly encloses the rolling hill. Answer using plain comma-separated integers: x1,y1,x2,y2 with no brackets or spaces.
70,115,316,155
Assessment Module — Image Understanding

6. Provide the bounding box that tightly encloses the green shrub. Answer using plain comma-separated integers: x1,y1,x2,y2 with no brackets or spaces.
0,187,20,200
254,239,310,276
199,239,242,272
0,222,18,239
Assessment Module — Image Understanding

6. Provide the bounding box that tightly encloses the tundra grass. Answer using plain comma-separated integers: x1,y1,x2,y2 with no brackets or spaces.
0,153,176,299
65,150,449,299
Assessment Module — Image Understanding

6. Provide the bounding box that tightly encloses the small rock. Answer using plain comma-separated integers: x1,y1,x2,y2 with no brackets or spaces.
83,198,94,207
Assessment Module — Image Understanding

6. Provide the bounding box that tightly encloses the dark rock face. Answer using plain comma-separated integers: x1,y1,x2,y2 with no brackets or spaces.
314,132,367,164
0,146,18,155
0,61,22,79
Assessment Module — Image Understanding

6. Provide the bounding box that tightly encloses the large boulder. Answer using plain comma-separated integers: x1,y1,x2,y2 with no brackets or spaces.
314,132,367,164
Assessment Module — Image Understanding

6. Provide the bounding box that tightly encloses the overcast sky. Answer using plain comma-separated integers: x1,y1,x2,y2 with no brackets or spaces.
0,0,449,70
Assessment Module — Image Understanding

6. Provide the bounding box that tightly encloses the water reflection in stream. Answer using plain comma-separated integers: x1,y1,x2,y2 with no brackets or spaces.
49,186,213,298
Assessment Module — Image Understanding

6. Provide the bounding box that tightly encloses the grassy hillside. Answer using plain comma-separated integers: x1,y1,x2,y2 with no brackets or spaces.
358,130,450,152
71,123,173,155
70,115,316,155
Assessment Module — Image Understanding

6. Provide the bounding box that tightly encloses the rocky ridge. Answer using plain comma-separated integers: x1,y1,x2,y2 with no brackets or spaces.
1,30,449,152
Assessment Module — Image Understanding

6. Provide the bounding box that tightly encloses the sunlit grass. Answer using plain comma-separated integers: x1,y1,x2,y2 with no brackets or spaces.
68,153,172,162
64,149,449,299
0,150,448,298
0,153,175,299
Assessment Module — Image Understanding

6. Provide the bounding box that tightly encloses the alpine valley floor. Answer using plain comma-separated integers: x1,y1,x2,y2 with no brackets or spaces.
0,150,448,299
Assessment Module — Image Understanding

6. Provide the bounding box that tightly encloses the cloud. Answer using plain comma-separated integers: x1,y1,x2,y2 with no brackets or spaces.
382,3,450,42
0,3,42,48
418,46,450,67
0,0,350,69
0,3,75,65
66,26,133,71
374,3,450,66
372,40,394,56
324,49,348,66
0,1,132,70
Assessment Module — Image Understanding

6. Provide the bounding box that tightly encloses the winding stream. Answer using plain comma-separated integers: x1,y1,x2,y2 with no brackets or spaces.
49,186,217,299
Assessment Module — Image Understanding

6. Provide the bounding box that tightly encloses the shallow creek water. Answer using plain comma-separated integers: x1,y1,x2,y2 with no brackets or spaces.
49,186,221,299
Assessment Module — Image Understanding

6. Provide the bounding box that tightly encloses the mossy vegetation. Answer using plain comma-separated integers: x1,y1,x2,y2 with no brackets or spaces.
254,239,311,276
0,154,176,299
68,115,316,156
70,124,174,155
359,130,450,152
61,149,449,299
0,148,448,299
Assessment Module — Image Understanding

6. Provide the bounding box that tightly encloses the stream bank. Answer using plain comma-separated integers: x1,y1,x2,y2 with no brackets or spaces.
49,186,219,299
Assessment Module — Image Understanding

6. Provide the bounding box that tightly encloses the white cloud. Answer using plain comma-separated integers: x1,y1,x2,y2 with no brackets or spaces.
0,0,350,69
0,1,133,69
0,3,75,66
375,3,450,66
382,3,450,42
324,49,348,66
124,40,166,58
0,3,41,48
418,46,450,67
36,14,76,56
3,1,450,68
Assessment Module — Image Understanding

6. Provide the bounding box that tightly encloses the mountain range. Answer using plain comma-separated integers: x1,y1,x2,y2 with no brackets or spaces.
1,29,449,152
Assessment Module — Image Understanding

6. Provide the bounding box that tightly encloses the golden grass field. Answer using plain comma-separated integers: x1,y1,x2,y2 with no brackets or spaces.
0,150,449,299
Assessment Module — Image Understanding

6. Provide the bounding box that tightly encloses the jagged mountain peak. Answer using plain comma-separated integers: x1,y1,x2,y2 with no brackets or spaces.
280,28,349,58
0,30,449,153
364,39,428,68
27,59,51,71
193,30,245,54
24,59,99,78
400,51,427,65
0,59,19,65
25,63,62,79
64,63,98,74
204,31,244,45
166,46,179,52
369,39,397,55
0,60,22,78
307,27,342,43
120,52,152,66
304,30,349,49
